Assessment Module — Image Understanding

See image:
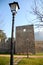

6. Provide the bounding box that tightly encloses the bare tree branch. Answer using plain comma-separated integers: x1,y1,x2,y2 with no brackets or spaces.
32,0,43,22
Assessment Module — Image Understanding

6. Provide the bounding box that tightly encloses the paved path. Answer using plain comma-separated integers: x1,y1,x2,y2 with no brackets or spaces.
14,55,43,58
0,55,43,58
14,57,23,65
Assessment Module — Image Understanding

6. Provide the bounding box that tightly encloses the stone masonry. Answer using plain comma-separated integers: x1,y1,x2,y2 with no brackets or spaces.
15,25,35,54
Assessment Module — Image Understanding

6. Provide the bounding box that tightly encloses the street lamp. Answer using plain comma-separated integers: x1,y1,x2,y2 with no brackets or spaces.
9,1,20,65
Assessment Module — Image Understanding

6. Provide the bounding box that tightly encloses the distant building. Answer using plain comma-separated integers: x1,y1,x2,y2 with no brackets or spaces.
15,25,35,54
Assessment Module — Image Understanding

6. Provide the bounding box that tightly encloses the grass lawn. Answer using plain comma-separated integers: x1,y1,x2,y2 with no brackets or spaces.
0,53,43,65
0,56,17,65
17,58,43,65
0,57,10,65
34,53,43,56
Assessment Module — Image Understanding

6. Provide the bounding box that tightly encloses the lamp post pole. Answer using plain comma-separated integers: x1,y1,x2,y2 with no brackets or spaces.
9,2,20,65
10,13,15,65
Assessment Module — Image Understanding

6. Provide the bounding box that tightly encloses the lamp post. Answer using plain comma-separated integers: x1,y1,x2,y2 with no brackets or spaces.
9,2,20,65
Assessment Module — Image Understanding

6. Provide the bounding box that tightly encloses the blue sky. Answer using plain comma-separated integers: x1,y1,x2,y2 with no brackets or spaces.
0,0,43,40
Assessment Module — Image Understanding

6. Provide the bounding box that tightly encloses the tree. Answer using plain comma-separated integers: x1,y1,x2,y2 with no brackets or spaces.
6,38,15,54
32,0,43,22
0,30,7,42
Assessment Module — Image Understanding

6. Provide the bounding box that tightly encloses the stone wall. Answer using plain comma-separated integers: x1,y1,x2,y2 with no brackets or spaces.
16,25,35,54
35,41,43,53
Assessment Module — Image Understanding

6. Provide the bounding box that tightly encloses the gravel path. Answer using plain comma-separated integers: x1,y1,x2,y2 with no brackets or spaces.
0,55,43,58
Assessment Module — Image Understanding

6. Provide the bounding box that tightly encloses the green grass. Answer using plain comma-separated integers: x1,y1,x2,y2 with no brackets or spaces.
0,57,10,65
0,56,18,65
17,58,43,65
0,53,43,65
35,53,43,56
29,53,43,56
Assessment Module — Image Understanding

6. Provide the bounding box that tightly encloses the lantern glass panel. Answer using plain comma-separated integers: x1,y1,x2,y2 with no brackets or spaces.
10,4,18,13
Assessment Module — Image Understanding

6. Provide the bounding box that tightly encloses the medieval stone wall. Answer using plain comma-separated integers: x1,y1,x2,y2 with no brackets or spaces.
16,25,35,54
35,41,43,53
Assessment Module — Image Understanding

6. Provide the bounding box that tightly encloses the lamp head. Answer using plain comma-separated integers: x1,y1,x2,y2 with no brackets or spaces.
9,1,20,14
